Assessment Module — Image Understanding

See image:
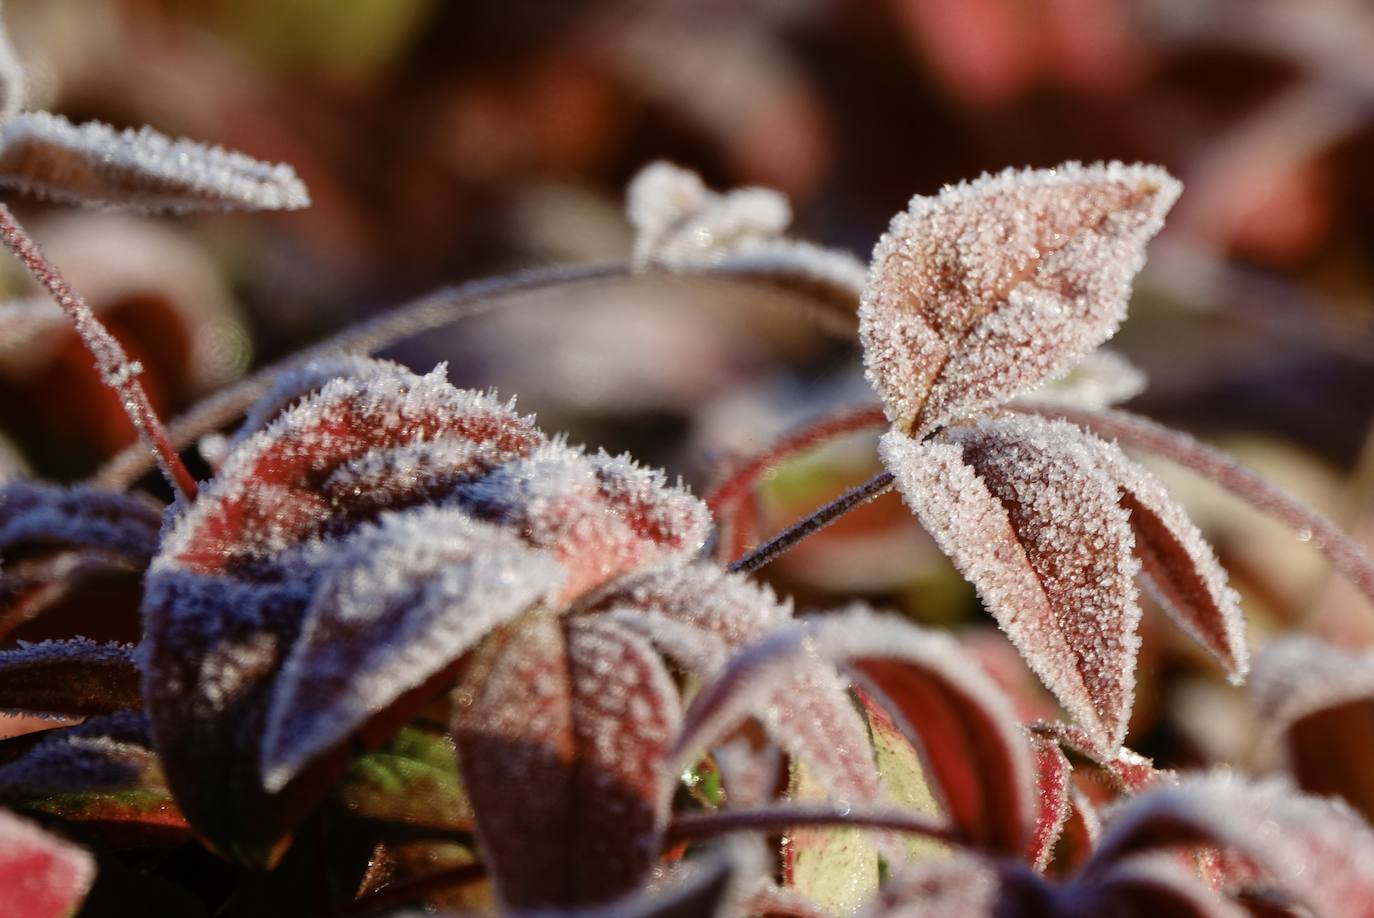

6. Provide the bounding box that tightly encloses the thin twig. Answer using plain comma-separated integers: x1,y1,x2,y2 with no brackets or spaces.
0,205,197,501
727,470,895,575
1019,404,1374,609
666,804,957,846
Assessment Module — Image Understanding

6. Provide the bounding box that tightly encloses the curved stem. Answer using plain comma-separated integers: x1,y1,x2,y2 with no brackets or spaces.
0,206,197,501
728,470,894,575
666,804,957,846
1018,404,1374,609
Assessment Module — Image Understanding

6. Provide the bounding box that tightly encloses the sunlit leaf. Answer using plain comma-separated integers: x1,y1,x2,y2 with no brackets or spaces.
860,161,1179,435
858,688,946,865
782,758,880,914
0,112,310,213
881,418,1141,753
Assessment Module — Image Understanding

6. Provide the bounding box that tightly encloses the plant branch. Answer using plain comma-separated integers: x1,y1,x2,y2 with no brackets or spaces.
0,205,198,501
666,804,957,846
93,260,857,492
1018,404,1374,609
727,470,895,575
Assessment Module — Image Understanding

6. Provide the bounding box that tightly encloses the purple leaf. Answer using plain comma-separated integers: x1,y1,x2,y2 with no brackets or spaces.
1088,774,1374,917
0,111,310,213
860,161,1179,436
674,609,1034,856
0,480,160,562
0,809,95,918
0,639,139,718
881,417,1141,753
1082,856,1250,918
451,613,681,908
259,509,566,792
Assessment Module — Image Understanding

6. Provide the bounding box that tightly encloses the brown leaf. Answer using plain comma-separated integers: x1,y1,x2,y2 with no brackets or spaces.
860,161,1179,436
0,639,139,718
881,417,1141,753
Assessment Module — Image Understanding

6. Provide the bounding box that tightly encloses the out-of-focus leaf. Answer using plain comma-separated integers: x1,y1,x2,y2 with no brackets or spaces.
781,758,879,914
862,855,1005,917
859,161,1179,436
0,809,95,918
856,687,946,864
336,724,472,831
881,418,1141,754
0,639,139,717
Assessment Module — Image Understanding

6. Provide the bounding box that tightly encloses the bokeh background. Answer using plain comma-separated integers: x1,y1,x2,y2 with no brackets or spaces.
3,0,1374,768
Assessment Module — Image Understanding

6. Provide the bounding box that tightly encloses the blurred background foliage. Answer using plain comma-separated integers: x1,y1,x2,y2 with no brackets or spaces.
2,0,1373,768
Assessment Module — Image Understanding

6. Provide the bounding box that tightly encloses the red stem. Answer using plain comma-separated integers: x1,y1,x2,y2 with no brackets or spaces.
0,205,196,501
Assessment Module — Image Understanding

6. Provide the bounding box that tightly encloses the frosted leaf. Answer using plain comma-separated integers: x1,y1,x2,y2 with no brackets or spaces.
0,809,96,918
857,688,947,865
459,443,709,602
881,417,1142,754
0,712,158,800
1089,773,1374,918
0,8,24,122
626,161,790,268
1249,638,1374,747
160,362,541,573
1088,439,1248,681
0,481,160,562
784,755,881,913
674,609,1034,856
704,239,868,327
1038,723,1165,796
714,738,781,808
1027,732,1072,873
233,355,396,442
860,161,1180,435
1013,349,1147,411
1085,856,1249,918
260,509,565,792
0,111,310,213
0,638,139,717
452,612,681,908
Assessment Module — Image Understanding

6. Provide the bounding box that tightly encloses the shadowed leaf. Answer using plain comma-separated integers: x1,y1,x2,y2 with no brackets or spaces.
860,161,1180,435
0,112,309,213
0,640,139,718
336,723,473,832
881,417,1141,753
0,809,95,918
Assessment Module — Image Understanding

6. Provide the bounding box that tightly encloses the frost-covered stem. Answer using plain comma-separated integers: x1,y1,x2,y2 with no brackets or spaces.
1020,404,1374,609
666,804,957,846
0,205,197,501
706,404,889,563
728,470,894,574
339,861,486,914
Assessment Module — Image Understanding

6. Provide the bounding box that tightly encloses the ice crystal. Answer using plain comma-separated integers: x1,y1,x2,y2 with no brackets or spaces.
860,161,1180,435
0,638,139,718
0,809,96,918
260,509,566,791
0,112,310,213
881,417,1142,754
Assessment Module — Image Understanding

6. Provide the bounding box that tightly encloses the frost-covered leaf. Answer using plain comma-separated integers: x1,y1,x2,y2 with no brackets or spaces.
459,444,709,602
452,613,681,908
161,361,542,572
1083,856,1250,918
881,417,1141,753
1088,774,1374,917
860,161,1179,435
1088,439,1247,681
0,112,310,213
674,610,1034,856
1035,723,1165,797
858,688,946,864
0,713,188,847
233,355,395,443
1013,349,1147,411
863,856,1004,917
0,481,160,563
336,723,473,832
782,758,880,914
1250,638,1374,820
1027,732,1072,872
0,639,139,717
260,509,565,792
0,8,24,123
0,809,95,918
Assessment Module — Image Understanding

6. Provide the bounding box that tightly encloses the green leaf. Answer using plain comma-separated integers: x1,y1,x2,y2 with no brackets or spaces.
858,689,948,864
782,759,879,913
337,724,472,831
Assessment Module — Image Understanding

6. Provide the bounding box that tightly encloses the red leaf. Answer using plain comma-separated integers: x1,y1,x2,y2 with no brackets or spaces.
881,417,1141,753
1027,732,1072,872
451,613,681,908
673,609,1034,856
860,161,1179,436
0,809,95,918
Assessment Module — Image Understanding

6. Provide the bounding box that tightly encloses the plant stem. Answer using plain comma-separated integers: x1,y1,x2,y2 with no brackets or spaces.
1018,404,1374,609
666,804,957,846
727,470,895,575
93,261,856,492
0,205,197,501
